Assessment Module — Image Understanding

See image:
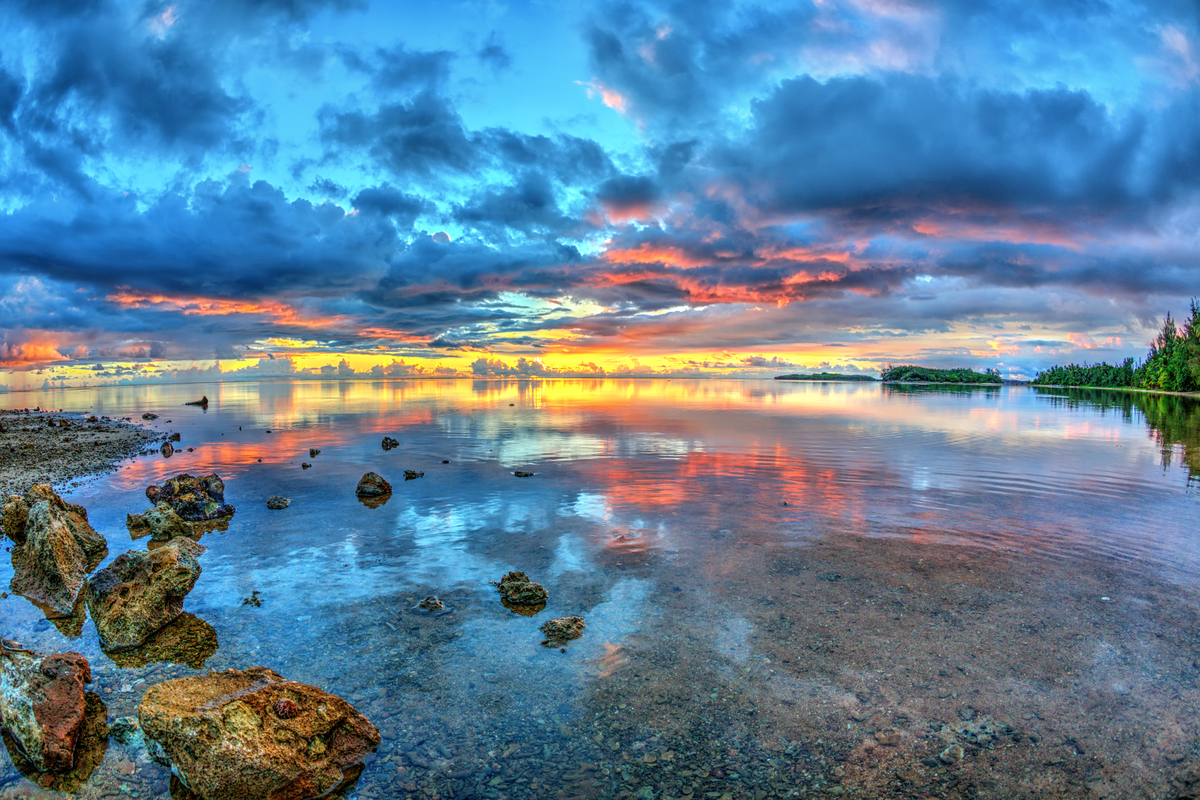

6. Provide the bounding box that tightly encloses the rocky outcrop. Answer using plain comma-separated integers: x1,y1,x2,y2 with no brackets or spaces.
355,472,391,497
184,396,209,407
496,571,549,613
84,538,204,651
145,473,234,522
138,667,380,800
266,496,290,510
0,643,92,772
540,616,586,646
126,501,191,541
4,486,107,616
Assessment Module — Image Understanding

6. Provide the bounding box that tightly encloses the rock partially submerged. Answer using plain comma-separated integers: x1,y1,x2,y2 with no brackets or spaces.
160,442,174,458
138,666,380,800
540,616,586,646
266,496,290,510
381,436,399,451
403,470,424,481
84,538,204,651
145,473,235,522
495,571,549,613
184,396,209,408
355,472,391,498
103,613,217,670
513,470,535,478
3,486,107,616
127,501,191,541
308,449,320,458
0,643,92,772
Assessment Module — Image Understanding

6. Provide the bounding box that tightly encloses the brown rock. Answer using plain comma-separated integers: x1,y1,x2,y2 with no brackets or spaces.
138,667,380,800
1,691,108,792
84,538,204,651
103,612,217,670
7,487,107,617
0,643,92,772
161,442,175,458
355,472,391,498
126,501,191,541
144,473,234,522
540,616,586,646
496,571,549,607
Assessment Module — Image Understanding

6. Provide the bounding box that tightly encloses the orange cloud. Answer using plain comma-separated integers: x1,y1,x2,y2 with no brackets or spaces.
106,289,346,330
0,337,69,366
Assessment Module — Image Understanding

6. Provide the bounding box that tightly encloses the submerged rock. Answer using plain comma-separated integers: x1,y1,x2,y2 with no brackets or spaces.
540,616,586,646
5,486,107,617
416,595,443,611
144,473,234,522
84,538,204,651
0,643,92,772
266,496,290,510
103,612,217,670
495,571,549,608
126,501,191,542
142,413,159,420
309,449,320,458
138,666,380,800
381,436,399,451
513,470,535,478
403,470,424,481
355,472,391,498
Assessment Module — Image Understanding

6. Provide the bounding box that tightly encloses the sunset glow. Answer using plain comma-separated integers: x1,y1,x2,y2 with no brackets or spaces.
1,1,1197,392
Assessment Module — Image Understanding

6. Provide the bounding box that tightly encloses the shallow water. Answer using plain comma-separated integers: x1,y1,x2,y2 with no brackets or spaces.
2,379,1199,799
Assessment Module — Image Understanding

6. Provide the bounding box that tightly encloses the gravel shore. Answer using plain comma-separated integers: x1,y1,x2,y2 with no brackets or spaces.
0,408,163,497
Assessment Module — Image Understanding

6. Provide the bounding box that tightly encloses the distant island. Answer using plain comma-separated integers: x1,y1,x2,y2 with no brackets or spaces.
774,373,878,381
880,365,1003,384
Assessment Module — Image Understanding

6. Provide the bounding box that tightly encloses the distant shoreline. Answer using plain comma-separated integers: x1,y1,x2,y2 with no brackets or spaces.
1031,384,1200,400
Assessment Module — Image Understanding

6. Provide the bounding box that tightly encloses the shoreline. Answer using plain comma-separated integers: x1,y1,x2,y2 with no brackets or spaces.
0,409,163,497
1030,383,1200,399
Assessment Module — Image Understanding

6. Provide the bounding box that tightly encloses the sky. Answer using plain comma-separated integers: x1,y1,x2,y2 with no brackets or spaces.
2,0,1199,389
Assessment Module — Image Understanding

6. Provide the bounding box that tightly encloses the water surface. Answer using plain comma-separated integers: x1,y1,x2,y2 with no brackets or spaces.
2,380,1199,799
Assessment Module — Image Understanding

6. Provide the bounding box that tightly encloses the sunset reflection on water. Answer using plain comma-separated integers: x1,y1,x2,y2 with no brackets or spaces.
2,379,1200,799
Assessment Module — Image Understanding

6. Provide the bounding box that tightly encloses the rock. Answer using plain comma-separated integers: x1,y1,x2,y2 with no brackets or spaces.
355,472,391,498
138,666,380,800
301,463,311,470
540,616,586,646
84,538,204,651
416,596,443,611
142,413,159,420
6,486,107,616
127,502,191,541
161,441,174,458
513,470,535,478
266,496,290,510
309,449,320,458
0,643,92,771
169,433,181,442
403,470,424,481
184,396,209,408
145,473,235,522
381,436,399,451
102,612,217,670
495,571,549,608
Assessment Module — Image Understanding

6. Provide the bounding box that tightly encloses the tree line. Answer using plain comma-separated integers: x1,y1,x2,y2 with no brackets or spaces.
880,365,1003,384
1031,302,1200,392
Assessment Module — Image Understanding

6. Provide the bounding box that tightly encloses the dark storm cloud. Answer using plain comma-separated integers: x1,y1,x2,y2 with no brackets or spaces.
595,175,663,215
318,91,479,178
0,175,400,297
723,74,1145,215
452,172,584,238
352,185,430,227
481,130,614,184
